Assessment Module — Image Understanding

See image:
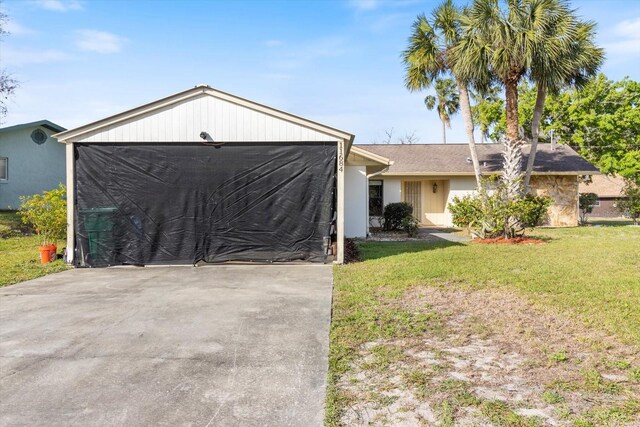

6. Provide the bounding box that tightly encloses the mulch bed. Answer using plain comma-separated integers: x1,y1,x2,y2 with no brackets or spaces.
474,237,545,244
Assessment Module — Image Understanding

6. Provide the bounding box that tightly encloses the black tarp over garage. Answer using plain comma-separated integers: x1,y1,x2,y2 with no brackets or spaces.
54,85,354,266
74,142,336,266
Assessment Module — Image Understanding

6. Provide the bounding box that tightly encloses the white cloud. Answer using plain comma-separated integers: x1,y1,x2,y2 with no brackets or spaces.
1,47,71,66
3,21,36,36
614,17,640,38
75,30,126,54
264,39,283,47
33,0,83,12
348,0,379,11
603,16,640,56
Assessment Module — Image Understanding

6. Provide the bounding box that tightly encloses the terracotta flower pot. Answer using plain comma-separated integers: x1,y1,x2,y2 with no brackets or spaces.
39,244,57,264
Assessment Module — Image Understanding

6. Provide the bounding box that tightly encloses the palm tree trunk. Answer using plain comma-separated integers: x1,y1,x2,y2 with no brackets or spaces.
442,119,447,144
524,85,546,192
505,80,519,141
456,80,482,188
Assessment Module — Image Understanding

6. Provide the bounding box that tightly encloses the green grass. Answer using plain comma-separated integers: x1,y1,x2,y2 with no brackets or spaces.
0,211,68,287
342,226,640,345
327,226,640,425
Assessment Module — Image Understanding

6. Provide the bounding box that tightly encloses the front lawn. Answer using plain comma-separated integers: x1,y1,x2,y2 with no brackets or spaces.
328,226,640,426
0,211,67,287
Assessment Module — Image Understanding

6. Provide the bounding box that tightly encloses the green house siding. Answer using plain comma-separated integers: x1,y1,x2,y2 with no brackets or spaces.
0,125,66,210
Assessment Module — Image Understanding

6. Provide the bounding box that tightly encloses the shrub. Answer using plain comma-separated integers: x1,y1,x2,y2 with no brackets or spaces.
579,192,598,225
344,238,361,263
382,202,414,231
617,180,640,225
19,184,67,246
448,179,551,239
401,216,420,237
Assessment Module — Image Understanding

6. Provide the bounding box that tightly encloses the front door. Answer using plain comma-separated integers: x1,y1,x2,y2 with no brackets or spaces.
423,180,447,225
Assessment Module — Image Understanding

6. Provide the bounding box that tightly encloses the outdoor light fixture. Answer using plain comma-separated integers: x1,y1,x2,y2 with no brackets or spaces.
432,183,438,193
199,131,226,148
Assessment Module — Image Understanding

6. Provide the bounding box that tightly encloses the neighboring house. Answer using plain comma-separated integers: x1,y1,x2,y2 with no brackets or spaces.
343,143,600,237
579,174,626,217
0,120,67,210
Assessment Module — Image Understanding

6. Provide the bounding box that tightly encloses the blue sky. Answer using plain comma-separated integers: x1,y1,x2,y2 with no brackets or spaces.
1,0,639,144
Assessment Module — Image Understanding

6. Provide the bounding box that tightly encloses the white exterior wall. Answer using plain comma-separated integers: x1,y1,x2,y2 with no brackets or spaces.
382,177,402,205
444,176,478,226
344,165,367,238
76,94,340,143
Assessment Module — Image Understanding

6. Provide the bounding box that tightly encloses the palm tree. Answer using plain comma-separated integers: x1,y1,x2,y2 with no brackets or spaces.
403,0,483,187
524,16,604,190
453,0,603,196
453,0,564,141
424,79,459,144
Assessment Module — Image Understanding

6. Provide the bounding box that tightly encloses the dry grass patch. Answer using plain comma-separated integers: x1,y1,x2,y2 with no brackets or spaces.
336,285,640,426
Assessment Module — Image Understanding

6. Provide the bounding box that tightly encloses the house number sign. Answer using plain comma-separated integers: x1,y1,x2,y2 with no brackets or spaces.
338,141,344,172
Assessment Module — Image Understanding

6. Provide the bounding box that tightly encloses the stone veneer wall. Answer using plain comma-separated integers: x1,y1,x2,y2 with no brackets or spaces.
530,175,579,227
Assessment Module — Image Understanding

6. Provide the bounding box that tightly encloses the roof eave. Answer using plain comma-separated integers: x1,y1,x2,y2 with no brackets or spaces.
53,85,354,144
0,120,66,134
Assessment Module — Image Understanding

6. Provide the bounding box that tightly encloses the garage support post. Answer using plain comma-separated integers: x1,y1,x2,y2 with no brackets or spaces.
336,139,345,264
65,143,75,264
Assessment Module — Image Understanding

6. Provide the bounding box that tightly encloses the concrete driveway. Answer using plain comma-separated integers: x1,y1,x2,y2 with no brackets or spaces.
0,265,333,427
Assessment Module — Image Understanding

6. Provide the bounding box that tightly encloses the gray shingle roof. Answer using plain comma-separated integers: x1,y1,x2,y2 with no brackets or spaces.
356,143,599,175
0,120,66,134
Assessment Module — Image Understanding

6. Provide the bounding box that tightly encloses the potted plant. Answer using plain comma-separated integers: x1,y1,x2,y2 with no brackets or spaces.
19,184,67,264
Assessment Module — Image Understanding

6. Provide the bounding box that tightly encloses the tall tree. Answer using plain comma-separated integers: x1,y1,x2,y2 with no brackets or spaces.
0,12,19,122
453,0,603,195
471,85,503,143
524,16,603,190
424,78,460,144
403,0,483,187
472,75,640,185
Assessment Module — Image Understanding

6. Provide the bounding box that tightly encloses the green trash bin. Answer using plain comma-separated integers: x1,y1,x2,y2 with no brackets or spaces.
80,207,117,265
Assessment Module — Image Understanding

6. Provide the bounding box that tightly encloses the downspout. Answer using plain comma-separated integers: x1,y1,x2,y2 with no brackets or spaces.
366,166,390,236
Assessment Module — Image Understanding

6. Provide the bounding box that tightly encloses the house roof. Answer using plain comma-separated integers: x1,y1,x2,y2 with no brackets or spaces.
53,84,355,148
579,174,626,198
349,146,393,166
0,120,66,134
355,143,600,176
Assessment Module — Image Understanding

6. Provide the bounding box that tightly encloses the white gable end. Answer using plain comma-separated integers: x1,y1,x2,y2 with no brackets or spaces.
74,93,341,143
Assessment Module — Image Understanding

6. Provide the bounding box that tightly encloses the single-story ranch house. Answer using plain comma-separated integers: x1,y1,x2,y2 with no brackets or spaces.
0,120,67,210
54,85,598,267
348,143,599,237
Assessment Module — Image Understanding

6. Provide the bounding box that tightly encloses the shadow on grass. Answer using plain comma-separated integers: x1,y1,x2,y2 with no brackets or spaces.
358,240,466,261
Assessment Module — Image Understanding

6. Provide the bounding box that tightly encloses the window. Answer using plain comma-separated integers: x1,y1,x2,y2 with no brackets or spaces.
0,157,7,181
591,199,601,207
369,180,383,216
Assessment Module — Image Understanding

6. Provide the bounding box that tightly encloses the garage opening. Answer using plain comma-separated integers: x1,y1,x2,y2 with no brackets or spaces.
74,142,337,267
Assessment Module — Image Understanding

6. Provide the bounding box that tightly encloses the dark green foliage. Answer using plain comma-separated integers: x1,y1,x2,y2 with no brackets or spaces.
343,238,361,264
579,192,598,225
617,181,640,225
448,178,551,238
401,216,420,237
383,202,414,231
